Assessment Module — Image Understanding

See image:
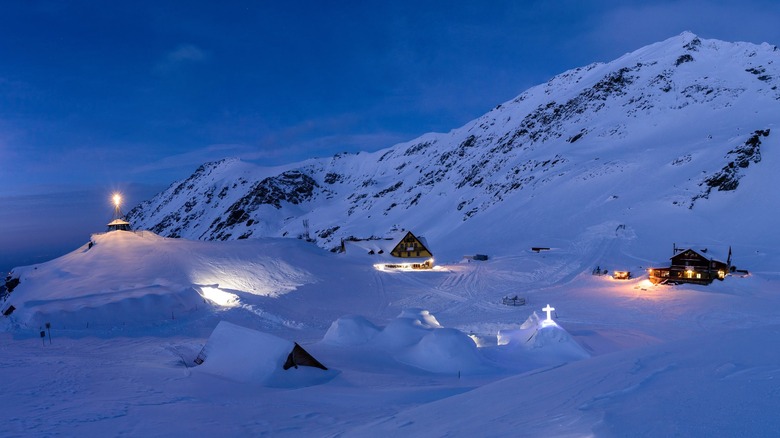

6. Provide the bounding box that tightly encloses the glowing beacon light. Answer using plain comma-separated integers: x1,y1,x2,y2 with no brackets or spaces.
107,192,132,232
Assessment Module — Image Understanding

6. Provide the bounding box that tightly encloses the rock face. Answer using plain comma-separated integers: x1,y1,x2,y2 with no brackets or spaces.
127,32,779,252
692,129,771,206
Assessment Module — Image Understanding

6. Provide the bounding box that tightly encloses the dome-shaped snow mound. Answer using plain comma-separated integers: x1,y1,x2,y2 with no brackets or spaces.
373,308,444,348
321,315,381,346
396,328,492,374
373,317,432,349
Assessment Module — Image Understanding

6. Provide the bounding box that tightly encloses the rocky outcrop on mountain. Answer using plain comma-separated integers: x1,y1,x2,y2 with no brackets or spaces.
691,129,771,206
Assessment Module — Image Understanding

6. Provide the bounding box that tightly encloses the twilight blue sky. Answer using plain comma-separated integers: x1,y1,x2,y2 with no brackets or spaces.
2,0,780,272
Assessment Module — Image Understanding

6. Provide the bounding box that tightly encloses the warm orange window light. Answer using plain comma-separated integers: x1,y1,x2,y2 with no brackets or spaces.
613,271,630,280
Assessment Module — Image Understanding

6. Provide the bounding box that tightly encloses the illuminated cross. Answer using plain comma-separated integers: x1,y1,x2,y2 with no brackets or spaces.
542,304,555,321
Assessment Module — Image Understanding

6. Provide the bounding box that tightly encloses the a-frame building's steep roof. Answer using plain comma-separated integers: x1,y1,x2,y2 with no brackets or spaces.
389,231,432,259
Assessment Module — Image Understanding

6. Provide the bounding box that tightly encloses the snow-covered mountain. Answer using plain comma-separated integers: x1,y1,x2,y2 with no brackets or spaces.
128,32,779,259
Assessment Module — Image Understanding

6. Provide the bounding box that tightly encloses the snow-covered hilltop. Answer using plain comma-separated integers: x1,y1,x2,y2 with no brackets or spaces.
127,32,779,258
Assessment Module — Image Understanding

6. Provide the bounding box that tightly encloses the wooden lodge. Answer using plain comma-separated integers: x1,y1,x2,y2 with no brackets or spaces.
390,231,433,259
385,231,433,269
648,248,730,285
344,230,434,270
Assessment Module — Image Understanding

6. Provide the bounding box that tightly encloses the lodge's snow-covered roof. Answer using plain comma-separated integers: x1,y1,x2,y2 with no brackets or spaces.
672,247,730,263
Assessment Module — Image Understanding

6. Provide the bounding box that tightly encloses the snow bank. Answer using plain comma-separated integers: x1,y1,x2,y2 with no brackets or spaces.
20,285,208,330
197,321,335,387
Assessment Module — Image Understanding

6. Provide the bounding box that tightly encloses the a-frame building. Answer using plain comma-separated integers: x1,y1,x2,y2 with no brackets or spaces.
342,230,434,270
390,231,433,259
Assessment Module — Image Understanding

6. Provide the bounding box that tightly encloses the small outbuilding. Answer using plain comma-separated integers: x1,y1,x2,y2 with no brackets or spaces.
612,271,631,280
107,218,131,232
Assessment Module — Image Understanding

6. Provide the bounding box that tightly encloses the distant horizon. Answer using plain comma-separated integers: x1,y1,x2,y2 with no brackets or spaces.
1,183,166,274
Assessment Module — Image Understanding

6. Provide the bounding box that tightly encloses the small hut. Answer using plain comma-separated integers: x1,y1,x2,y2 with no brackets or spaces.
107,218,131,232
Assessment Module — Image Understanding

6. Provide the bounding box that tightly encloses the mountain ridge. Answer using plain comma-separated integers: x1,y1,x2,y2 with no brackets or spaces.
127,32,779,258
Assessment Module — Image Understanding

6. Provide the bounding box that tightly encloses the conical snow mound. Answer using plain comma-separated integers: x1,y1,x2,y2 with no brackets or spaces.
498,312,590,361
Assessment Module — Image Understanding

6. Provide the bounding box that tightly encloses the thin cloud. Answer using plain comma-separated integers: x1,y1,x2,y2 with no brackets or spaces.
250,114,412,160
155,44,209,73
130,144,270,174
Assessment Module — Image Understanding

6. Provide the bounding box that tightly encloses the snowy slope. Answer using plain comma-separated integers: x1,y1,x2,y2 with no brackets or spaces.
1,231,322,332
348,324,780,437
127,32,779,263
